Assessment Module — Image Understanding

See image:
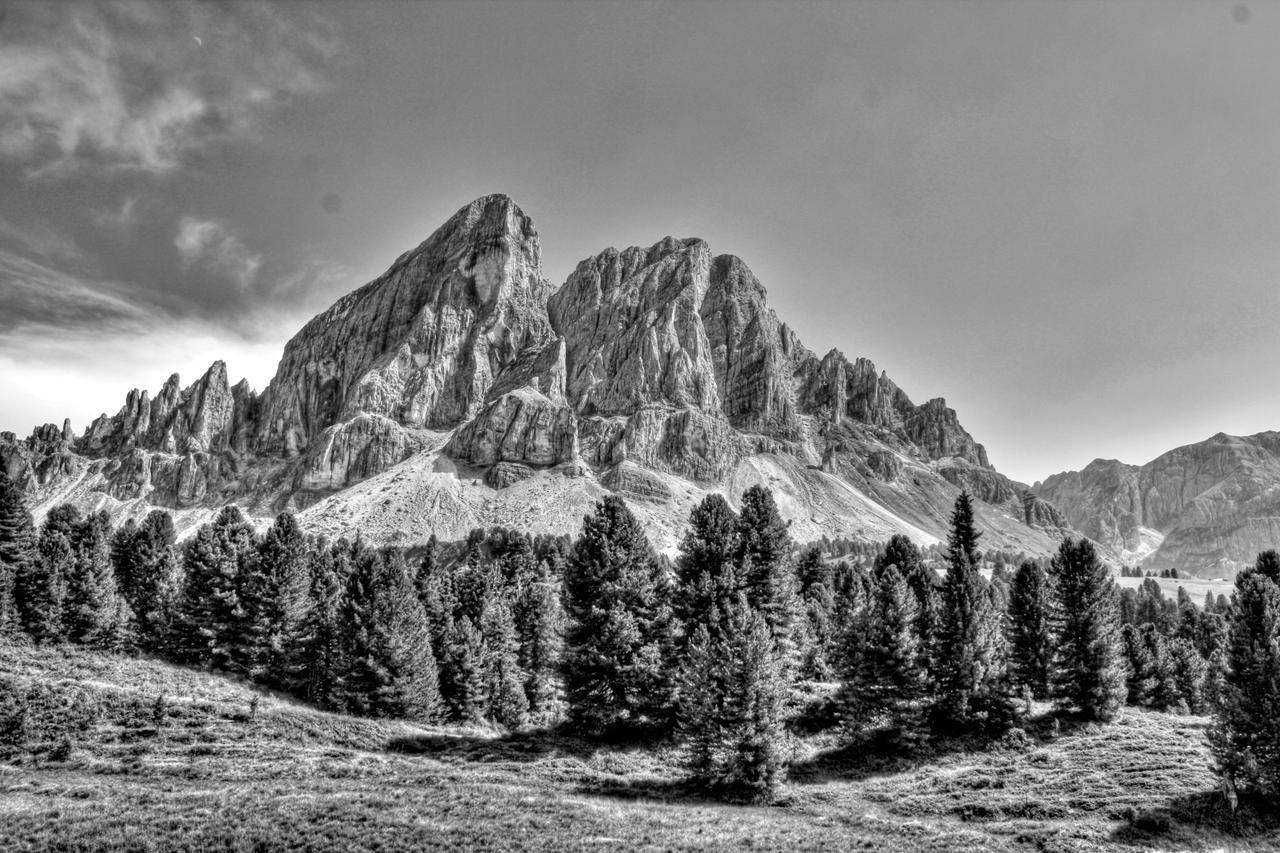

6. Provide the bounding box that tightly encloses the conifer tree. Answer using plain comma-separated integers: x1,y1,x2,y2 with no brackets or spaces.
126,512,179,645
934,492,1010,732
842,564,929,742
302,545,347,711
563,496,676,737
1142,623,1181,711
174,507,255,667
681,594,787,803
443,616,487,722
342,548,440,720
239,513,311,689
1208,565,1280,798
516,573,565,723
1007,559,1052,699
1122,623,1155,706
22,525,72,642
0,472,38,635
1048,537,1125,722
735,486,796,649
1255,549,1280,584
480,598,528,729
675,494,740,637
63,511,131,648
1170,637,1207,714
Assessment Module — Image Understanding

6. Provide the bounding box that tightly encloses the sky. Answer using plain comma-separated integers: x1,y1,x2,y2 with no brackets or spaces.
1,0,1277,485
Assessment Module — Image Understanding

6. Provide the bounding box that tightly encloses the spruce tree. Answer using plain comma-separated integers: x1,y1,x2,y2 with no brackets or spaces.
480,598,528,729
1007,559,1052,699
342,548,440,720
0,472,38,635
563,496,676,737
1208,566,1280,799
1048,537,1125,722
934,492,1009,732
1142,623,1181,711
681,594,787,803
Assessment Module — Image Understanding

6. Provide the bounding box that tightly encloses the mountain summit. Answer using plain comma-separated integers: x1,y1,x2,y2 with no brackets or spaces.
2,195,1067,553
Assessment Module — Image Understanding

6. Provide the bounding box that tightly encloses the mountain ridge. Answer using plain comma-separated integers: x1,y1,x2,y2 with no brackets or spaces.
1,194,1069,555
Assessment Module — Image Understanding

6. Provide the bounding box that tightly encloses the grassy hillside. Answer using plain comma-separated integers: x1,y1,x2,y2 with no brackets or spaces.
1,643,1276,852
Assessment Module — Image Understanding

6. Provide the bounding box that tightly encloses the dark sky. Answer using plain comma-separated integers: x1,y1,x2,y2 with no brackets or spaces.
1,0,1277,484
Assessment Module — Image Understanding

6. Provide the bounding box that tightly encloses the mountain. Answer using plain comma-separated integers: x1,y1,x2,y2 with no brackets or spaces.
1,194,1069,554
1036,431,1280,577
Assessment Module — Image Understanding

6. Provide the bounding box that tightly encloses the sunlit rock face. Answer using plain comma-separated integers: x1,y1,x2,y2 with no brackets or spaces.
4,194,1075,560
1038,432,1280,577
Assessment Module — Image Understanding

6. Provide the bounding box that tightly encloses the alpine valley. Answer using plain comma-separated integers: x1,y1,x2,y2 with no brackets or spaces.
2,195,1075,558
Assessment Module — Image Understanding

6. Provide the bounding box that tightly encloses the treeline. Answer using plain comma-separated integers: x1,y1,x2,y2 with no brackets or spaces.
2,470,1279,809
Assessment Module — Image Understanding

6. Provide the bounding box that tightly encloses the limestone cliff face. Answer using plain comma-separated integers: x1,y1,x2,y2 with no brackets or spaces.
3,194,1072,557
257,194,555,456
1037,432,1280,577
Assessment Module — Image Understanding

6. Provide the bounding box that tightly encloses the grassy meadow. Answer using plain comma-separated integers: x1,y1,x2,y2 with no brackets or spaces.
1,643,1276,852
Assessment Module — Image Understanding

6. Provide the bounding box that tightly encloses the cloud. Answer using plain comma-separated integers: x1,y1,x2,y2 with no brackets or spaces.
0,2,339,176
0,247,151,335
175,216,261,290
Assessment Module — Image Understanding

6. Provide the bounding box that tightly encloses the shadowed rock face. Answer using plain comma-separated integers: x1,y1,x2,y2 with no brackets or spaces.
1037,432,1280,577
3,194,1073,557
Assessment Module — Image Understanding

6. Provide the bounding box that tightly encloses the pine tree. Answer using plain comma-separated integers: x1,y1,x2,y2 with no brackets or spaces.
681,594,787,803
563,496,676,737
303,545,347,711
735,486,796,652
239,513,311,689
516,573,565,724
113,510,179,649
1169,637,1207,714
1255,549,1280,584
63,511,131,648
480,598,528,729
1007,559,1052,699
675,494,740,636
1048,537,1125,722
842,564,929,743
1208,566,1280,799
1122,623,1155,706
934,492,1010,733
1142,624,1181,711
174,507,255,667
341,548,440,720
0,472,38,635
22,524,72,642
443,616,487,722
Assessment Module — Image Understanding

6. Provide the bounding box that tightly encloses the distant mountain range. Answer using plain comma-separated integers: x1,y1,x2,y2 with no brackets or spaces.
1037,432,1280,578
2,194,1079,556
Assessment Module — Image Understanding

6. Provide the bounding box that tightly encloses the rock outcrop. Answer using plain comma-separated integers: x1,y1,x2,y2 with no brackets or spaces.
1036,432,1280,577
2,194,1073,558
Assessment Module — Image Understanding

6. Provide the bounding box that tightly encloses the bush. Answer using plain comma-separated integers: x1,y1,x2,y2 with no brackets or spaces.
0,676,101,754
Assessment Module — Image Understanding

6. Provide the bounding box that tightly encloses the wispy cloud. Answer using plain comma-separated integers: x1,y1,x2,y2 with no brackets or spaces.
0,2,339,177
0,248,151,335
175,216,261,290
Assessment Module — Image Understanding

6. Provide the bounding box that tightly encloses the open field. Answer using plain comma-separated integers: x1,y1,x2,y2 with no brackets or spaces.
1115,574,1237,602
1,643,1277,852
